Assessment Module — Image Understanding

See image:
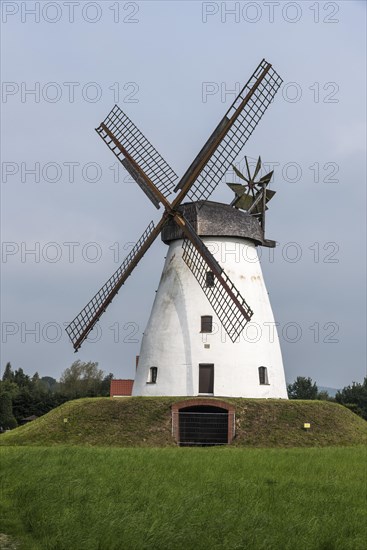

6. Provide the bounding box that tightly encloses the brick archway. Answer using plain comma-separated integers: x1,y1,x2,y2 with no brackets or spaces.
171,399,235,445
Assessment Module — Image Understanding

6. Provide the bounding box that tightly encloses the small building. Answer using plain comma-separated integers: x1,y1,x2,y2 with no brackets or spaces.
110,379,134,397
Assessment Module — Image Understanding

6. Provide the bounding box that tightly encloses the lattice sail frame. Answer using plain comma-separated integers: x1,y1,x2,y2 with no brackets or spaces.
66,221,157,351
182,238,253,342
96,105,178,199
176,60,282,203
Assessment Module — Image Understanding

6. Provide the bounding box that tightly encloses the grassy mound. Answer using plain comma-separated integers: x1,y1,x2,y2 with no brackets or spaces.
0,397,365,447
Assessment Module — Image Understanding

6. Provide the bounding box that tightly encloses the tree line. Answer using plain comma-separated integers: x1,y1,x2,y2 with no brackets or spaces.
0,363,366,430
287,376,367,420
0,361,114,430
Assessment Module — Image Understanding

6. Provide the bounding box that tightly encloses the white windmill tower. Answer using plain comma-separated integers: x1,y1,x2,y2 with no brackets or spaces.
66,59,288,399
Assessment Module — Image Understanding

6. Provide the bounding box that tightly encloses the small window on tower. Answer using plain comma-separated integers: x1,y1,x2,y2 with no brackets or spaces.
201,315,213,333
205,271,215,288
148,367,158,384
259,366,269,385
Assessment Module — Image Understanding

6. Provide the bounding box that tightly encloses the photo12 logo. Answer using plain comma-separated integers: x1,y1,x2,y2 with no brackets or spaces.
201,320,340,345
1,240,137,264
1,81,139,104
1,2,140,24
1,320,141,345
1,160,139,185
202,81,340,104
227,159,339,185
201,2,340,24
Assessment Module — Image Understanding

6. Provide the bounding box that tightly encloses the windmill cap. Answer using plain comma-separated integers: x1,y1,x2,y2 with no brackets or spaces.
162,201,269,246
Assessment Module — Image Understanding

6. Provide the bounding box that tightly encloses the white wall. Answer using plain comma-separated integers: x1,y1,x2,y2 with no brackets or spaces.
132,237,288,398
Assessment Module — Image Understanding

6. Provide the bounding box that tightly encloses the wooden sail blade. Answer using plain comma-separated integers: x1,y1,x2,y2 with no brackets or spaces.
232,165,249,182
121,157,160,209
265,188,276,201
226,183,247,197
96,105,178,200
176,215,253,342
181,237,253,342
245,156,252,182
247,188,276,214
253,156,262,180
233,192,254,211
66,218,166,351
259,171,274,186
173,59,283,206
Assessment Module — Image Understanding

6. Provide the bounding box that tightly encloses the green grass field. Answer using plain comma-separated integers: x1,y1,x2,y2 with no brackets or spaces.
1,399,366,548
1,446,366,550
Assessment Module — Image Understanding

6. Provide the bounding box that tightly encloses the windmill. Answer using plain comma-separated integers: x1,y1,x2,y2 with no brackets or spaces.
66,59,288,399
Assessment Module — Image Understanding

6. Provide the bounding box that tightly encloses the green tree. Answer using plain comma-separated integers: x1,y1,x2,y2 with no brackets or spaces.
12,388,34,421
317,390,331,401
40,376,58,392
335,378,367,420
287,377,319,399
2,362,14,383
14,368,31,388
0,391,17,430
0,362,114,424
0,379,19,400
101,373,114,396
59,361,105,398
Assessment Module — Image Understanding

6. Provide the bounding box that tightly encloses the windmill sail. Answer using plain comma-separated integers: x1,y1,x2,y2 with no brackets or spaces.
66,219,166,351
121,157,160,209
177,215,253,342
182,236,253,342
96,105,178,201
67,59,282,351
173,59,282,205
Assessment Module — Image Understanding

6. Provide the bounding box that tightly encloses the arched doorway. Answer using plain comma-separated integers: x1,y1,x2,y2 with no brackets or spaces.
171,399,235,446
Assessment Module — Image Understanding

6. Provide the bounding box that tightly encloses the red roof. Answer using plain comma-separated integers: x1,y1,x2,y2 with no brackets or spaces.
110,379,134,397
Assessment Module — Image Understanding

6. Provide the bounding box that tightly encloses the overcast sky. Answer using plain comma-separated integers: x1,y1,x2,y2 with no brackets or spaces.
1,0,366,388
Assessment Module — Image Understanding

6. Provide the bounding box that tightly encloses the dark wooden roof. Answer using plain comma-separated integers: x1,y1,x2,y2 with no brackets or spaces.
162,201,269,245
